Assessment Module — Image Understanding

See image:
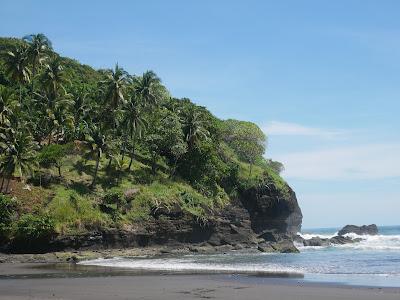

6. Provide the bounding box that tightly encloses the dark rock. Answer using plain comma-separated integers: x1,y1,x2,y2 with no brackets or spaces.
240,181,303,236
271,240,300,253
303,237,330,247
257,242,275,253
338,224,378,236
258,240,299,253
293,235,305,244
330,236,355,245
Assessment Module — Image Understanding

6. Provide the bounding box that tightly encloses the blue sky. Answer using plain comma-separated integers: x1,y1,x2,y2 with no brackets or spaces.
1,0,399,228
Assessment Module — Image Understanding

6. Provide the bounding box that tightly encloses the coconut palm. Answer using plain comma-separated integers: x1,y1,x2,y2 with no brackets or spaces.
121,96,148,169
0,87,18,128
182,109,209,149
0,130,37,193
132,71,163,107
1,45,31,103
33,89,74,144
23,33,53,95
41,56,67,100
84,123,108,188
103,64,128,110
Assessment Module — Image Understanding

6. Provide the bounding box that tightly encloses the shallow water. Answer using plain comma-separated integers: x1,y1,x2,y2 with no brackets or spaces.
81,225,400,287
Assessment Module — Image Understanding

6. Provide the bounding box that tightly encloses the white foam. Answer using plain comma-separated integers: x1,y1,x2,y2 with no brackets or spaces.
298,232,338,240
79,257,303,276
337,233,400,251
299,232,400,251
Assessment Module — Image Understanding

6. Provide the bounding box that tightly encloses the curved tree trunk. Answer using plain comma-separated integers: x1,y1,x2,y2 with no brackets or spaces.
91,150,101,188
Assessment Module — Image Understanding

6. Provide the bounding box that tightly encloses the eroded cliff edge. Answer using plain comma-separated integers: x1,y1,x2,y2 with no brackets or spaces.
13,179,302,254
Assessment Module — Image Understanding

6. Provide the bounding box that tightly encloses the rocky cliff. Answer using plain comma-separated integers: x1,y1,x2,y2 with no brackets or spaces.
6,180,302,254
39,180,302,254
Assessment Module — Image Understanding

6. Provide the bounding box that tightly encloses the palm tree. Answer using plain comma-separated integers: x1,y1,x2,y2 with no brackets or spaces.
1,45,31,103
132,71,163,107
0,87,18,128
182,109,209,149
103,64,128,110
84,123,108,188
0,130,37,193
32,87,74,145
41,56,67,100
23,33,53,95
121,96,148,170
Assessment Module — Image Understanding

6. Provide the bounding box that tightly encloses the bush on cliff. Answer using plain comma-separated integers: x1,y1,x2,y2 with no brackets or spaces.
0,194,15,241
14,213,55,244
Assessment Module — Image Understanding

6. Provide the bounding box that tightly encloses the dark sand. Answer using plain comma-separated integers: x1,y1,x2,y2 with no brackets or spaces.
0,263,399,300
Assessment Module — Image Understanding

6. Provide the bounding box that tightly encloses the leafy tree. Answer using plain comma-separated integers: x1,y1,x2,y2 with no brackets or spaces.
266,159,284,174
38,144,70,177
222,119,266,175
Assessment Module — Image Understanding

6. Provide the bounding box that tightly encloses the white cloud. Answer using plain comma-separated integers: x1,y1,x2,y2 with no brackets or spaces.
275,143,400,180
262,121,345,138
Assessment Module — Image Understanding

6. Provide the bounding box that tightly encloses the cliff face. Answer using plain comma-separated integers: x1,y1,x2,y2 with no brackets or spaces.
240,182,303,236
7,181,302,254
51,181,301,253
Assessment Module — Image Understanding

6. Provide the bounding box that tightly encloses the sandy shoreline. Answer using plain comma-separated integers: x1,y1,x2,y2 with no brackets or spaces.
0,263,399,300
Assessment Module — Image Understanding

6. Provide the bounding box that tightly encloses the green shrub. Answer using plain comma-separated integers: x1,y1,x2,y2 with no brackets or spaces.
100,189,127,219
15,213,55,242
0,194,16,241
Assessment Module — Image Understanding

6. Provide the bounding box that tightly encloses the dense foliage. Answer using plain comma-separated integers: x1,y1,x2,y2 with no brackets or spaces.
0,34,286,245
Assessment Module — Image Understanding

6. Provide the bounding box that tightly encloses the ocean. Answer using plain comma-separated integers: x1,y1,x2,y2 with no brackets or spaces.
80,225,400,287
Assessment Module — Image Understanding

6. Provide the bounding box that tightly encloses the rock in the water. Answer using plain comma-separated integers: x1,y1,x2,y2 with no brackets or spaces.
303,237,330,247
330,235,355,245
258,240,299,253
338,224,378,236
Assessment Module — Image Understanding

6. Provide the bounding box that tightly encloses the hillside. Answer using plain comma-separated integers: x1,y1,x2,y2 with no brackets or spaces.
0,34,302,254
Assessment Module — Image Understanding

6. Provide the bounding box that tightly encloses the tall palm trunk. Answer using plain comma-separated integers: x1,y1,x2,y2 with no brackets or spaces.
30,62,36,98
91,150,101,188
5,177,11,194
19,84,22,104
0,175,5,192
128,137,135,171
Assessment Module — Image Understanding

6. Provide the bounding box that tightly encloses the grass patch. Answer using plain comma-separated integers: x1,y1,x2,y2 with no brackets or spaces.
47,186,110,234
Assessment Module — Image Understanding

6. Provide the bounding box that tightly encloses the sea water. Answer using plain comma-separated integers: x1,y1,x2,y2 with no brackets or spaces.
80,225,400,287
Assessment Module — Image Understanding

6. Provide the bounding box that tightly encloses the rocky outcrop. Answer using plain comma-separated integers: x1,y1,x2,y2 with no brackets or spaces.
338,224,378,236
5,180,303,254
239,181,302,236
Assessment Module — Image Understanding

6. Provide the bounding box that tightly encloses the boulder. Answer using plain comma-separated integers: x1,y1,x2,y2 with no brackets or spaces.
338,224,378,236
329,235,355,245
240,181,303,236
257,240,299,253
303,237,330,247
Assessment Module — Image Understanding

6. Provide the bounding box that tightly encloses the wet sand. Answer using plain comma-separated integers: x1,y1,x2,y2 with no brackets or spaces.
0,263,399,300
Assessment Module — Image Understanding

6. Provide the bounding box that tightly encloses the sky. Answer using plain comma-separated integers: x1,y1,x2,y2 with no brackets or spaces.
1,0,399,228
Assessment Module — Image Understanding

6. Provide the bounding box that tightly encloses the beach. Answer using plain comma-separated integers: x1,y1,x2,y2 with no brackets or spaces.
0,263,399,300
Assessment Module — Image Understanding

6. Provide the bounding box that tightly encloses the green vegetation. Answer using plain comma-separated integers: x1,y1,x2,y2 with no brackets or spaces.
0,34,288,246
